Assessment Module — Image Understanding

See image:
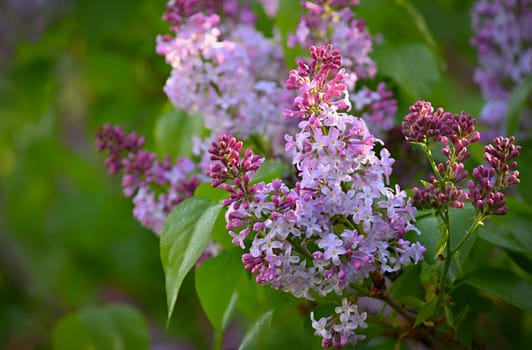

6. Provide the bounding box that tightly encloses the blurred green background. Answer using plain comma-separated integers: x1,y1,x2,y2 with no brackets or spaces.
0,0,488,349
0,1,210,349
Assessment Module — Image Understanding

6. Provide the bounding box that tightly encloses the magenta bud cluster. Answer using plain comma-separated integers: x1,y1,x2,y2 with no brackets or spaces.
402,101,521,216
207,133,264,209
403,101,481,210
468,136,521,215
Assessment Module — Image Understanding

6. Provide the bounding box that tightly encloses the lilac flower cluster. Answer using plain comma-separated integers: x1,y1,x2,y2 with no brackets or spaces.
208,45,425,347
289,1,397,137
156,0,288,147
468,136,521,215
402,101,521,216
471,0,532,137
311,298,367,347
350,83,398,136
95,124,201,235
289,0,373,83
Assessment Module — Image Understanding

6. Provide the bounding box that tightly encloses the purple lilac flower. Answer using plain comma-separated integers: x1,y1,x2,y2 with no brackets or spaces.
95,124,202,235
468,136,521,215
350,82,398,137
289,1,371,82
157,0,289,157
288,1,397,138
311,298,367,348
402,101,480,209
471,0,532,138
208,45,424,347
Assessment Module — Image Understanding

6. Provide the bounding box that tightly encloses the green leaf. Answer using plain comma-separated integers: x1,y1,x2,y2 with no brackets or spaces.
506,250,532,274
195,248,244,331
454,305,470,331
52,304,148,350
154,106,205,158
414,297,438,327
410,213,439,263
448,206,477,279
373,42,440,100
194,182,228,202
358,0,440,58
399,296,425,311
238,310,274,350
393,0,438,51
160,197,223,322
462,268,532,313
444,304,456,331
455,308,477,348
506,74,532,137
412,206,477,279
252,159,288,184
434,224,449,258
210,207,234,250
275,0,305,68
479,215,532,260
389,264,422,301
251,1,275,37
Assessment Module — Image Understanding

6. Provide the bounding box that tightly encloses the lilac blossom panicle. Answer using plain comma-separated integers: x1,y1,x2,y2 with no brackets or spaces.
471,0,532,138
208,45,425,348
156,0,289,164
402,101,521,217
95,124,202,235
289,0,397,138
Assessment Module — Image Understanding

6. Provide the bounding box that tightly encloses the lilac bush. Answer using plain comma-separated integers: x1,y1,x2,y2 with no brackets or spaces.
92,1,527,349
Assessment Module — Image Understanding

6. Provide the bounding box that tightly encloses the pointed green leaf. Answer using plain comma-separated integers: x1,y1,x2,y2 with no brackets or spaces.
252,159,288,184
275,0,305,68
462,268,532,313
373,42,440,100
210,206,234,250
194,182,228,202
444,304,456,331
411,206,476,280
454,305,470,331
160,197,222,322
479,215,532,260
414,297,438,327
238,310,274,350
155,106,205,158
434,225,449,258
393,0,438,53
389,264,423,301
410,213,439,263
195,248,244,331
